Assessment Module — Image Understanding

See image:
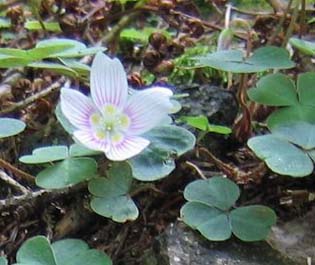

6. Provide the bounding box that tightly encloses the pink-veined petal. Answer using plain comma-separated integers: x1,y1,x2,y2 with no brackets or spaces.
74,130,110,153
60,88,96,130
105,136,150,161
124,86,173,135
90,52,128,109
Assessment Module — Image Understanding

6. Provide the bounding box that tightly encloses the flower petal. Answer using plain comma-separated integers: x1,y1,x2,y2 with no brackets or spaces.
106,136,150,161
74,130,110,152
124,86,173,135
90,52,128,109
60,88,96,130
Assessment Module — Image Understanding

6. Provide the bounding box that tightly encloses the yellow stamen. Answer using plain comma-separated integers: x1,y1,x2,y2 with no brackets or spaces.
90,113,101,125
95,130,106,140
119,114,130,128
111,132,123,143
104,105,117,115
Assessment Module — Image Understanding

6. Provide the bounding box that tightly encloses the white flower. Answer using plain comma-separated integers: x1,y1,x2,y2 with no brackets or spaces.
60,52,173,161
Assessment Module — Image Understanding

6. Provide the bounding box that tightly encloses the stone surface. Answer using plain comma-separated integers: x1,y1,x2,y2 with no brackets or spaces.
177,84,238,126
268,206,315,264
141,222,296,265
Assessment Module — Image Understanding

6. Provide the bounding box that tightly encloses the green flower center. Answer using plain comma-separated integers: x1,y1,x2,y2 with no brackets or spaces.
90,105,130,144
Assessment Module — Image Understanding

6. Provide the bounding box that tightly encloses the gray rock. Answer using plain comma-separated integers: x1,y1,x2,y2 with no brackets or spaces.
268,206,315,264
141,222,296,265
177,84,238,126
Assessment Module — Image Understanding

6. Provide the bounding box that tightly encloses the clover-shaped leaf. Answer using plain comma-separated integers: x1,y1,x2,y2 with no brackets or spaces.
184,177,240,211
248,120,315,177
128,145,175,181
128,125,195,181
247,73,297,106
89,162,138,222
20,144,100,164
197,46,294,73
36,158,97,189
181,177,277,242
297,72,315,107
18,143,117,190
248,134,313,177
0,257,7,265
181,202,231,241
230,206,277,242
13,236,112,265
271,121,315,150
19,145,69,164
0,118,26,138
248,72,315,129
144,125,196,156
267,104,315,129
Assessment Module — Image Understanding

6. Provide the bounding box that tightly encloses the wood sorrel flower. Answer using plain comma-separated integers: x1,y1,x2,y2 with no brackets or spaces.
60,52,173,161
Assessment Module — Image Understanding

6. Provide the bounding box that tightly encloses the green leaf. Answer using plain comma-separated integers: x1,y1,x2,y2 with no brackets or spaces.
36,158,97,189
267,105,315,129
35,39,85,57
59,59,90,77
120,27,170,44
91,196,138,223
19,145,69,164
271,121,315,149
28,62,78,78
89,162,138,222
198,50,248,73
230,205,277,241
128,145,175,181
63,249,111,265
0,257,8,265
52,239,89,264
13,235,112,265
0,118,26,138
0,55,31,68
248,73,298,106
0,48,29,58
15,236,55,265
181,115,209,131
247,46,294,70
27,45,74,61
289,37,315,55
89,162,132,198
129,125,195,181
248,134,313,177
184,177,240,211
248,72,315,129
52,239,112,265
306,149,315,162
198,46,294,73
0,45,74,61
69,143,101,157
144,125,196,156
25,20,61,32
208,124,232,134
297,72,315,107
36,39,105,58
181,202,231,241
